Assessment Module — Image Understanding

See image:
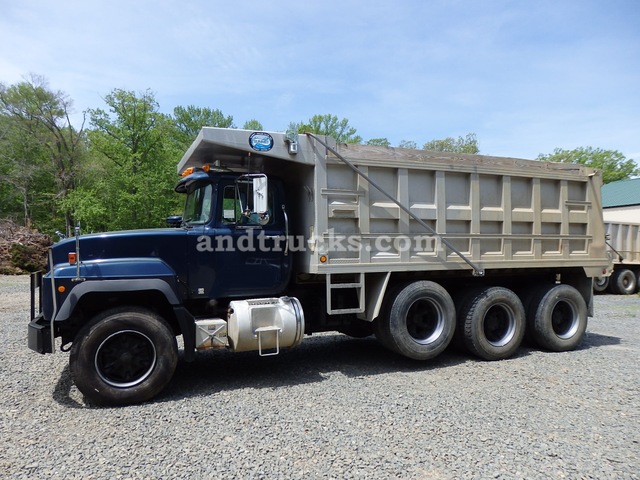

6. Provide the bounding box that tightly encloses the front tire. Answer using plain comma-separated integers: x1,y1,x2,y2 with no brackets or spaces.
70,307,178,406
375,281,455,360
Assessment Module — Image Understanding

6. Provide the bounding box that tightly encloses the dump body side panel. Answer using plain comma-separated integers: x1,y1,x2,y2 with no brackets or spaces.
605,221,640,265
310,144,609,277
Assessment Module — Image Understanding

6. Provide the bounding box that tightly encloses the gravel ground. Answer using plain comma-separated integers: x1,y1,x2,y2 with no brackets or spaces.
1,274,638,479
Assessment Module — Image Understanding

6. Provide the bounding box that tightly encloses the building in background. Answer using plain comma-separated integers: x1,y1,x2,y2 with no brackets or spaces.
602,178,640,223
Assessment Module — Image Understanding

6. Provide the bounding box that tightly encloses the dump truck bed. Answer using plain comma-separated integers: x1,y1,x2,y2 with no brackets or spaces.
178,128,610,278
605,221,640,265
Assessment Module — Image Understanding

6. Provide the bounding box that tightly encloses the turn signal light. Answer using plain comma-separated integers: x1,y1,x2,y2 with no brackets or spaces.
68,252,77,265
57,286,66,293
182,165,212,176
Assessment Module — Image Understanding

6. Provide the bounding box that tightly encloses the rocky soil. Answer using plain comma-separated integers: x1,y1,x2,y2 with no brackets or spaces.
1,275,638,479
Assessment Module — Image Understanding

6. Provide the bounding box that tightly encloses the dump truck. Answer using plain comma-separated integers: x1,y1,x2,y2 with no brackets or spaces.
28,128,612,405
594,221,640,294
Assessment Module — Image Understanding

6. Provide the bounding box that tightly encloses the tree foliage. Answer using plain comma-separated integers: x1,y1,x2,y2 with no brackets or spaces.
73,89,181,231
0,75,86,233
172,105,234,150
0,113,51,227
242,119,263,130
423,133,479,154
290,114,362,144
537,147,639,184
3,74,637,239
365,138,391,147
398,140,418,149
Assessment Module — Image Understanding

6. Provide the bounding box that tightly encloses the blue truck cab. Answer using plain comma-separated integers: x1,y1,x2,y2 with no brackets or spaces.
28,163,302,405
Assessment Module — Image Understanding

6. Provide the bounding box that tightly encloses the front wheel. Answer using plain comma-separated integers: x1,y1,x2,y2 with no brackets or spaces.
375,281,455,360
70,307,178,406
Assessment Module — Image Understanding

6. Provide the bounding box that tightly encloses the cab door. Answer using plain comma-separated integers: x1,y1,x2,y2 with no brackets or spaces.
189,177,291,300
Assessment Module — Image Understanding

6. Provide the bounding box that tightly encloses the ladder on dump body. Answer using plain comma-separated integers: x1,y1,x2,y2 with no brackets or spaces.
326,273,365,314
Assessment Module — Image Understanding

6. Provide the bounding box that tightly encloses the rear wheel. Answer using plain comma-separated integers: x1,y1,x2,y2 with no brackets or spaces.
375,281,455,360
526,284,587,351
609,269,637,295
70,307,178,406
593,276,609,293
457,287,525,360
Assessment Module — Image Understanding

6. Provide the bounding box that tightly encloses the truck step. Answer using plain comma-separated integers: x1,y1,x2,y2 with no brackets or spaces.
254,325,282,356
326,273,365,314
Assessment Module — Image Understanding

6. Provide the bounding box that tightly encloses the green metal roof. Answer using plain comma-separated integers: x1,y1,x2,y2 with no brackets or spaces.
602,178,640,208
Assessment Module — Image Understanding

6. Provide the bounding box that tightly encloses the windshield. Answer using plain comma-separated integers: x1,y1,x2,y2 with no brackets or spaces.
183,184,213,225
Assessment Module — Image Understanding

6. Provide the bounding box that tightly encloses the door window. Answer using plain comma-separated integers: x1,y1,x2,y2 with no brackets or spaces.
221,184,274,226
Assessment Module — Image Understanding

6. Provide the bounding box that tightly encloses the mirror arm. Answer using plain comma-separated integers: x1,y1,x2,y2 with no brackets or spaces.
282,204,289,256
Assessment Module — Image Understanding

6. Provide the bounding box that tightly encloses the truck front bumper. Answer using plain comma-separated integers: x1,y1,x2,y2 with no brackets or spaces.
29,271,52,354
28,315,52,354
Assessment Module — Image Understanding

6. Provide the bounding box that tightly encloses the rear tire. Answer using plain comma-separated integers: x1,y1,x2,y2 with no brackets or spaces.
609,269,637,295
70,307,178,406
593,276,609,293
457,287,525,360
375,281,455,360
526,284,587,351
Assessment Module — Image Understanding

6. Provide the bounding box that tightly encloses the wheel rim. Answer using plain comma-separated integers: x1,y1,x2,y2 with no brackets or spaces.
482,303,516,347
550,300,579,339
621,272,635,292
95,330,157,388
406,298,445,345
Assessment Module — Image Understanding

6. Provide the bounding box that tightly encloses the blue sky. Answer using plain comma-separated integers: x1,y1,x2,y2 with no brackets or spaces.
1,0,639,161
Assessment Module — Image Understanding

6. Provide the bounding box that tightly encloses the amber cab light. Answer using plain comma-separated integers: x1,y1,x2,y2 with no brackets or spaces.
68,252,77,265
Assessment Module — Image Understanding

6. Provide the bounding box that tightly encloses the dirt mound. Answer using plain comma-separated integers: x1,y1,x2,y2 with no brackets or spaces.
0,220,52,274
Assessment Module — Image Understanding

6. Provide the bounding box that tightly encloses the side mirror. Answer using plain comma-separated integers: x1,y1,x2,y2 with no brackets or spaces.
166,215,182,227
252,175,268,215
236,174,269,225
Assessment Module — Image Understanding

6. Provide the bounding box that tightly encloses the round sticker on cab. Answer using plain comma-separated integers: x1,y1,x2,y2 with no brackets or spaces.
249,132,274,152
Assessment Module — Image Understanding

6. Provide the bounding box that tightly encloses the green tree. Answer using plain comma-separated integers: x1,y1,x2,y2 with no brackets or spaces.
172,105,234,150
398,140,417,149
423,133,479,154
242,119,263,130
537,147,639,184
366,138,391,147
0,75,86,233
78,89,181,231
290,114,362,144
0,113,51,226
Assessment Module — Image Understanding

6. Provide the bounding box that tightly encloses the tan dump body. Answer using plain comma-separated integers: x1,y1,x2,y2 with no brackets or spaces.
178,128,610,279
